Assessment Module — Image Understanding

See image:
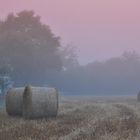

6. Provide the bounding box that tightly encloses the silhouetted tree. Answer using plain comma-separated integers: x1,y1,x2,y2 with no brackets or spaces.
58,51,140,95
60,43,79,71
0,11,62,86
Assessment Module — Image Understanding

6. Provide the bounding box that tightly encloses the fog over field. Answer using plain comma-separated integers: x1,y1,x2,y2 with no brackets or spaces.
0,1,140,139
0,10,139,95
0,1,140,95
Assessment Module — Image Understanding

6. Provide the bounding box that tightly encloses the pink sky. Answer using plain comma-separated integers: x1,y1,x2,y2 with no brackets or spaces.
0,0,140,64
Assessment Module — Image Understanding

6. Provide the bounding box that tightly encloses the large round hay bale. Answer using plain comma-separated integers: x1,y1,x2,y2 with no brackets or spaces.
137,91,140,101
23,85,59,119
6,87,25,116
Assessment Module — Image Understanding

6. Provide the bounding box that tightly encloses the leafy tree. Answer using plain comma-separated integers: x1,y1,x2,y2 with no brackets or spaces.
122,51,140,62
60,43,79,71
0,11,62,86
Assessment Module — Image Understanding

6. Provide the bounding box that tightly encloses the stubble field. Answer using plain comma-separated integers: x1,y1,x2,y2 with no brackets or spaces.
0,96,140,140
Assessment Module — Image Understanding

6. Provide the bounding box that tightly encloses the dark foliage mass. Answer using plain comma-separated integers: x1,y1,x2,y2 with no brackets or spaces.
59,51,140,95
0,11,62,86
0,11,140,95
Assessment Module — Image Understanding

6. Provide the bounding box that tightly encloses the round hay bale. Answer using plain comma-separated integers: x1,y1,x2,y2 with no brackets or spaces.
6,87,25,116
23,85,59,119
137,91,140,101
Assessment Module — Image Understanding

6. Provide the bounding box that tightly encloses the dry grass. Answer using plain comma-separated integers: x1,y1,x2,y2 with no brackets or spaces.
1,96,140,140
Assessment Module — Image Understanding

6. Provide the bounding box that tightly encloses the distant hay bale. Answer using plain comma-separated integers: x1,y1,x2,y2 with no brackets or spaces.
137,91,140,101
23,85,59,119
6,87,25,116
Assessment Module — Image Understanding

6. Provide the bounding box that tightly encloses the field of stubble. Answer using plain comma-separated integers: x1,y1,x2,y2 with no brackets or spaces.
0,96,140,140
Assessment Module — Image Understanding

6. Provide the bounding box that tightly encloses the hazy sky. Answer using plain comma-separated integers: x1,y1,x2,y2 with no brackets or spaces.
0,0,140,64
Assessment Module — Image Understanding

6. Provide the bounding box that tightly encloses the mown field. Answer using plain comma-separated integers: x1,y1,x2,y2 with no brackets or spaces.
0,96,140,140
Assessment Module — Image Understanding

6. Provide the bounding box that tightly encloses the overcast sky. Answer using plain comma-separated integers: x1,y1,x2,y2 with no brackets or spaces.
0,0,140,64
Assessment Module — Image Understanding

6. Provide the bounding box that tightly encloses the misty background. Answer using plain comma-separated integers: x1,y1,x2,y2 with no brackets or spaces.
0,11,140,96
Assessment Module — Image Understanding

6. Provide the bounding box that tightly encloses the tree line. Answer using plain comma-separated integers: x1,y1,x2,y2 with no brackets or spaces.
0,11,140,95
